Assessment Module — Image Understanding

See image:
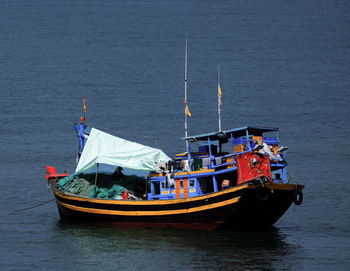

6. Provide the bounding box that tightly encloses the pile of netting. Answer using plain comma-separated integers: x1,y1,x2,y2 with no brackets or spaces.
56,172,146,200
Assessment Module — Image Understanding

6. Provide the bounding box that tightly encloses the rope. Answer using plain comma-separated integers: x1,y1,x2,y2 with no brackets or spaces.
9,199,55,214
83,121,162,141
287,166,297,184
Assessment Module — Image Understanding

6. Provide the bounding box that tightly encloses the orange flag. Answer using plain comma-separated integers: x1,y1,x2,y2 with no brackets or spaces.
83,96,86,113
218,84,222,108
185,104,191,117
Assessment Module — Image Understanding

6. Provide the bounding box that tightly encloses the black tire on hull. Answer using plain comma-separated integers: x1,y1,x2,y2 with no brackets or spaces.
293,191,303,205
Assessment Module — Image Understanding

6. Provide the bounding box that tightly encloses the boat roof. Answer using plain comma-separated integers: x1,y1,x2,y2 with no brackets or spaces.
75,128,171,173
182,126,278,142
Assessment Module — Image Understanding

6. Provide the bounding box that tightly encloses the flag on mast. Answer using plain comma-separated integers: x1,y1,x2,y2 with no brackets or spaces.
218,84,222,108
185,104,191,117
80,96,87,122
83,96,87,113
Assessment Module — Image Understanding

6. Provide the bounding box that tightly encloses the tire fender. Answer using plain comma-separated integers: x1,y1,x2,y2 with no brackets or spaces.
256,186,270,201
293,191,303,205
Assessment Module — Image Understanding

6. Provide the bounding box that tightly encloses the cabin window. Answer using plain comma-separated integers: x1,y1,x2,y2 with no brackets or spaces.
199,179,206,192
221,140,234,154
189,180,195,187
272,169,283,183
180,180,183,188
198,177,214,193
153,182,160,195
161,182,165,189
217,172,237,189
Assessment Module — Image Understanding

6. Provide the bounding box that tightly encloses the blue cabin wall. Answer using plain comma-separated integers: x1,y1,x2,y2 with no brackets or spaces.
148,175,215,200
147,127,288,200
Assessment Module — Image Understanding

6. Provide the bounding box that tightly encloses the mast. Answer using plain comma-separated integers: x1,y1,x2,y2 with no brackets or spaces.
218,65,222,132
184,37,189,151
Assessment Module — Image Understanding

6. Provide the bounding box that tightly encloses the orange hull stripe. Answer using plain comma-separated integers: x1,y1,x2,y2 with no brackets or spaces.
53,184,251,205
56,196,241,216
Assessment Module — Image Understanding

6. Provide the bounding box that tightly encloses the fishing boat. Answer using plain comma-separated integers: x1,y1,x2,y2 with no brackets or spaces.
45,44,304,230
46,120,304,230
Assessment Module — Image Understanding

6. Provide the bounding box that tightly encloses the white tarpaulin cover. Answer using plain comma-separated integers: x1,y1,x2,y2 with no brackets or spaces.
75,128,171,173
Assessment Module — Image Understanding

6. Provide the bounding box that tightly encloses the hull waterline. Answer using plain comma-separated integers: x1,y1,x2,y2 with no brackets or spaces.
53,183,303,230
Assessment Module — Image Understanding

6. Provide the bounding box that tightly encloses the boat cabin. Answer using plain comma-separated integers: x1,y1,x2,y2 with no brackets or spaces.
147,126,288,200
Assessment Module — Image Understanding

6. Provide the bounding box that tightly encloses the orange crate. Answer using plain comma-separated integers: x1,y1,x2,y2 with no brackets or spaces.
234,144,244,153
252,136,263,144
226,156,233,168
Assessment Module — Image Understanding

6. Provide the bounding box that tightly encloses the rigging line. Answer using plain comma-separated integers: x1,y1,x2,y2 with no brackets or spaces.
82,121,162,141
8,199,55,214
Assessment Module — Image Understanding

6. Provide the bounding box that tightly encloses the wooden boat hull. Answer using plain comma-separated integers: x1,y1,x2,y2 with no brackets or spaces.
53,183,304,230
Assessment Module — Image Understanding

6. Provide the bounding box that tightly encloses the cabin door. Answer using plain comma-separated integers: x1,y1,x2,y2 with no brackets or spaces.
175,178,189,198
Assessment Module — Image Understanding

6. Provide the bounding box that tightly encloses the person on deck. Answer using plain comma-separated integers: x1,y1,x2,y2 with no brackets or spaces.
221,179,231,190
274,173,283,183
113,166,124,181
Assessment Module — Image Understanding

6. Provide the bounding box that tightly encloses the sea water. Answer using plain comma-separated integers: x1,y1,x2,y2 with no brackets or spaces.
0,0,349,270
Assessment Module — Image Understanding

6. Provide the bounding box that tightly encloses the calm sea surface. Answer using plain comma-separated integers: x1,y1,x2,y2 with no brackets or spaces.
0,0,349,270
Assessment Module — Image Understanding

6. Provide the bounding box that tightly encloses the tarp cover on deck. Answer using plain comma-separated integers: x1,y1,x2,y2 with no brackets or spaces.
75,128,171,173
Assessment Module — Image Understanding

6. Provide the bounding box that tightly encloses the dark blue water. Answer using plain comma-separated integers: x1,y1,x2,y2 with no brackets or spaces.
1,0,349,270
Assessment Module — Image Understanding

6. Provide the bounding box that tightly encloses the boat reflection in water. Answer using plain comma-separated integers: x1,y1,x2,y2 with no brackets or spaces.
56,222,294,270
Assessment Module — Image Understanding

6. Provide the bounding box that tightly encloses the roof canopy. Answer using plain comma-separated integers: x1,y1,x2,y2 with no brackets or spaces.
75,128,171,173
182,126,278,142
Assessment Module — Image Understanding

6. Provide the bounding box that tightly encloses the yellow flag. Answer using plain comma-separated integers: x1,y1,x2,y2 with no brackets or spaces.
185,104,191,117
218,84,222,98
